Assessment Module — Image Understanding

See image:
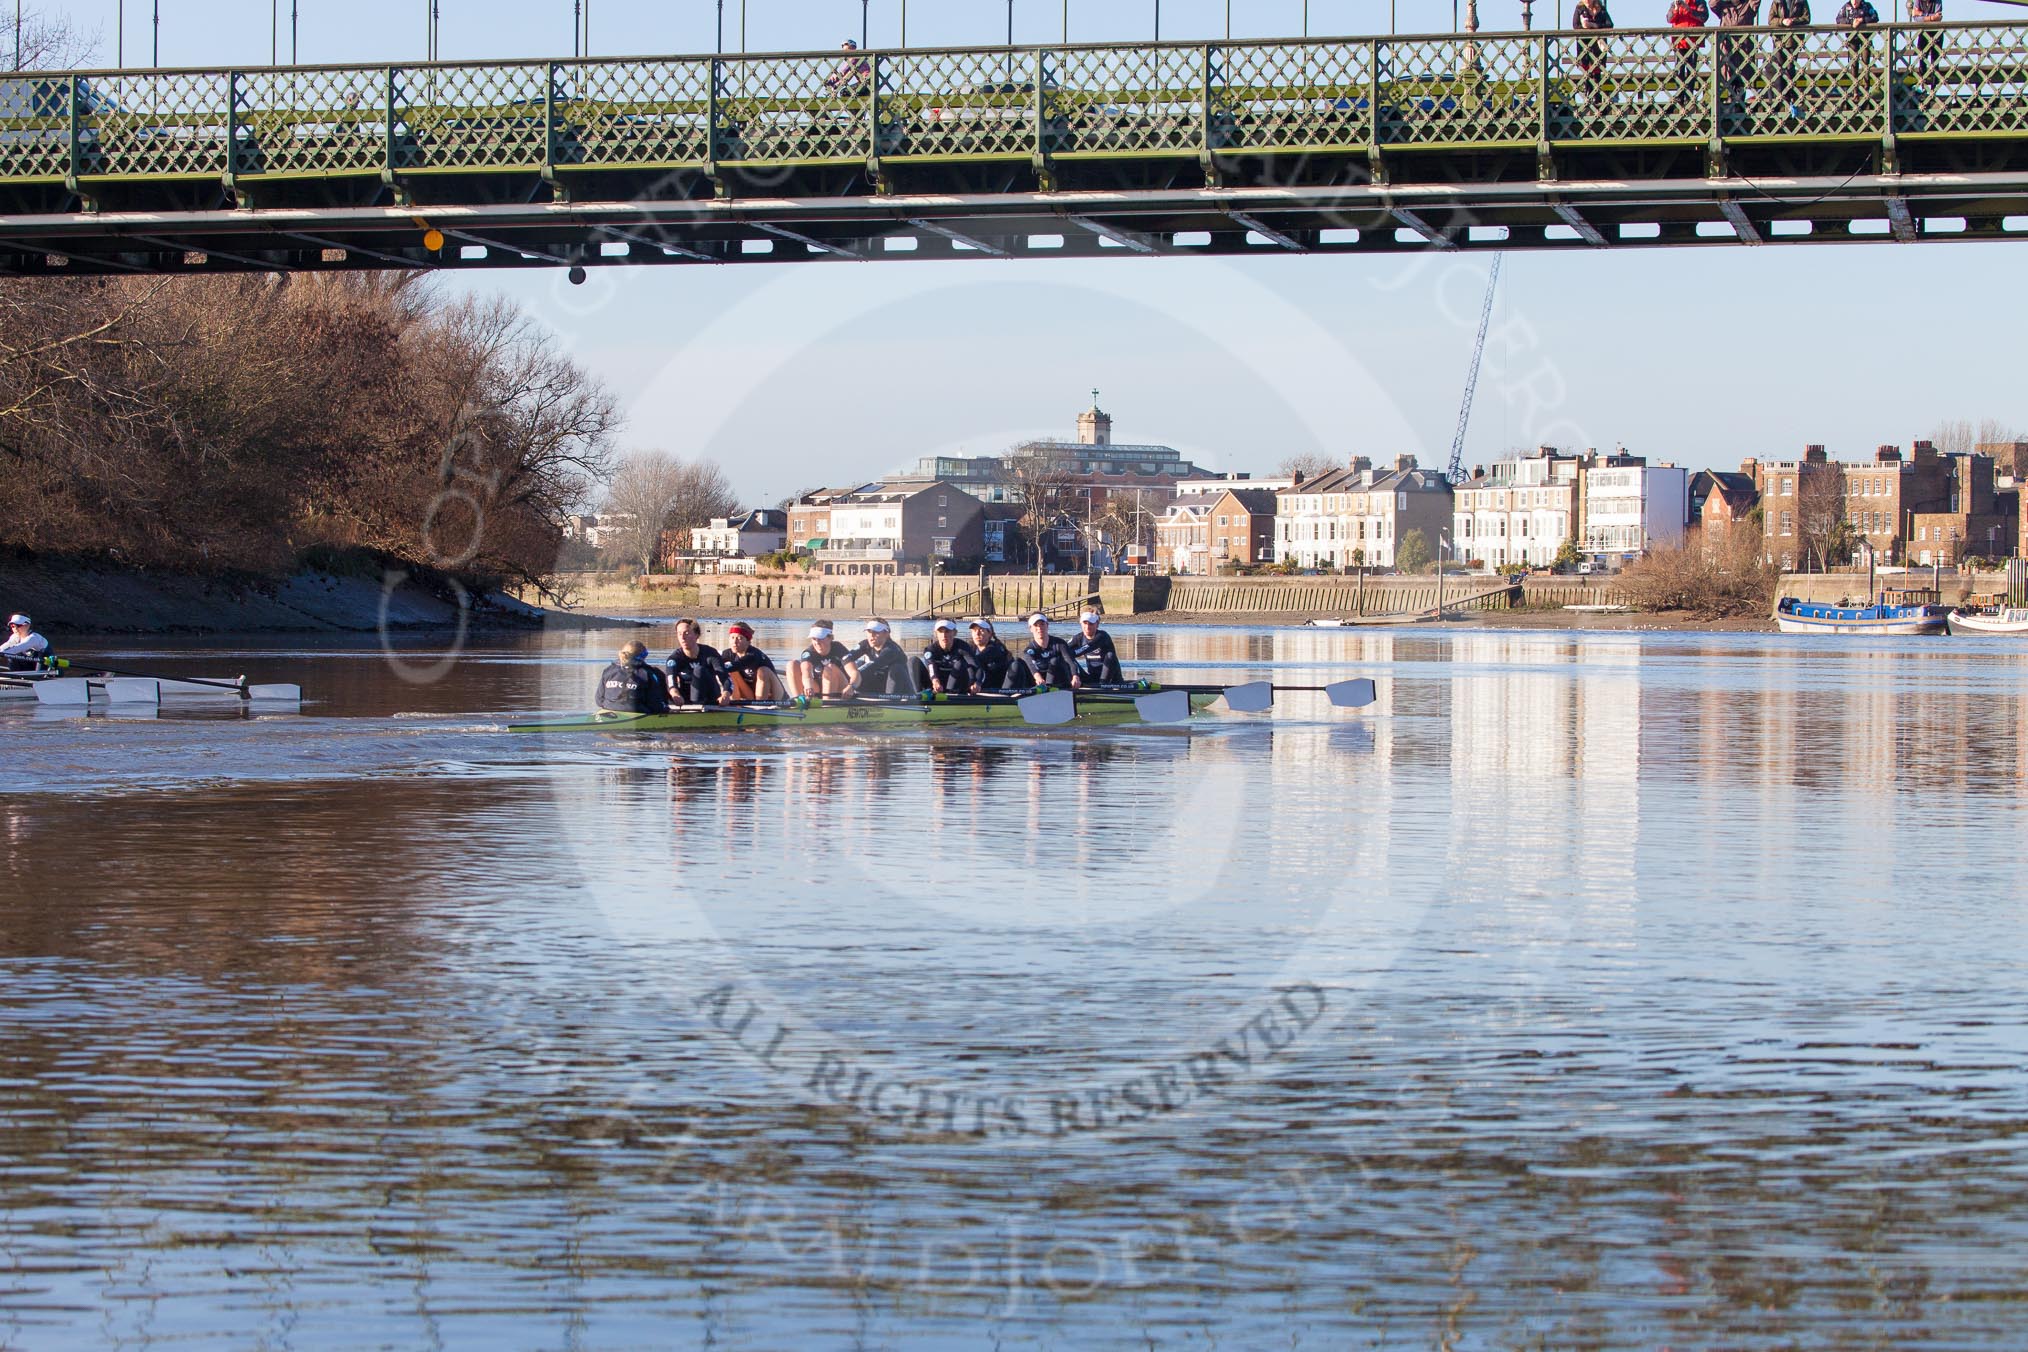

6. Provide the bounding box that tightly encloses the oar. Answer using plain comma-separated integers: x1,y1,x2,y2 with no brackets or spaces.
1148,678,1377,711
37,658,299,701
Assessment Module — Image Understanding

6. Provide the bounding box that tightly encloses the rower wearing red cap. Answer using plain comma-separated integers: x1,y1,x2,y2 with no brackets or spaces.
719,621,784,702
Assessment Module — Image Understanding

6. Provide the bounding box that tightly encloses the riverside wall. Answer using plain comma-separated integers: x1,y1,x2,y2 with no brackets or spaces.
644,572,1637,618
1771,568,2016,610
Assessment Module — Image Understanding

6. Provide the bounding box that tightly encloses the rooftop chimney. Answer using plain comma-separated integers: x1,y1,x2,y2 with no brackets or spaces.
1291,469,1305,486
1394,454,1417,472
1876,445,1902,464
1350,456,1372,474
1804,444,1828,464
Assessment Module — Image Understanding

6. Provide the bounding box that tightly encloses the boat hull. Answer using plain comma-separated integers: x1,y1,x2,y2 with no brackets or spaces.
1947,608,2028,636
1775,598,1948,636
510,690,1221,734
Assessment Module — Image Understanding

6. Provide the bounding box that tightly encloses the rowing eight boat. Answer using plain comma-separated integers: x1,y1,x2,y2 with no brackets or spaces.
510,689,1224,734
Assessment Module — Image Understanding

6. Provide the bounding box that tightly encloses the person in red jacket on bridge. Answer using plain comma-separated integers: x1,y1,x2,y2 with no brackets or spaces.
1668,0,1710,96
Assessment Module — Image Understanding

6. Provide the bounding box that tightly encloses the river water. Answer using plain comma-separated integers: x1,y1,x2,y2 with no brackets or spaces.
3,621,2026,1349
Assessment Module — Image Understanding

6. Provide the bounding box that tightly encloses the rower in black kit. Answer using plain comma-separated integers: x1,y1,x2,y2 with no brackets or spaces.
1008,613,1082,690
966,619,1013,692
664,618,727,705
1069,609,1123,685
845,618,918,696
917,618,977,695
597,640,673,714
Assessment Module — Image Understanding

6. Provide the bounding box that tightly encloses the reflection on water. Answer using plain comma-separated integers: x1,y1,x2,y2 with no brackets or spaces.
3,625,2028,1347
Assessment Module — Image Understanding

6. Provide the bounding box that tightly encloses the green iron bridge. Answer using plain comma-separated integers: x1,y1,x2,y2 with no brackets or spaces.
3,21,2028,275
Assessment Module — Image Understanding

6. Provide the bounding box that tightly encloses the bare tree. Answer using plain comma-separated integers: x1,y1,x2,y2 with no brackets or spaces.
1002,444,1083,568
601,452,738,575
1932,418,2025,457
12,5,98,68
1619,527,1778,618
1276,452,1338,481
1795,462,1848,571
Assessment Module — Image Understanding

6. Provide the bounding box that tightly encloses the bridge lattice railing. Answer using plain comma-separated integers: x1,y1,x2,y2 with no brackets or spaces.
3,23,2026,184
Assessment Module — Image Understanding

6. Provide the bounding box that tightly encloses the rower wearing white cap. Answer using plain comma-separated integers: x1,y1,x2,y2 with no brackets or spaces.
916,618,977,695
791,623,853,698
966,619,1012,692
1069,610,1123,685
844,617,917,697
1008,613,1082,691
2,614,50,672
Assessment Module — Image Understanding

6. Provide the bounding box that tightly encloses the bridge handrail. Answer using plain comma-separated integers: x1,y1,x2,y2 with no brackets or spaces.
4,21,2025,186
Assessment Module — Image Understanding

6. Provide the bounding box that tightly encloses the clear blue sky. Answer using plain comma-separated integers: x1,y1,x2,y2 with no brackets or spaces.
52,0,2024,504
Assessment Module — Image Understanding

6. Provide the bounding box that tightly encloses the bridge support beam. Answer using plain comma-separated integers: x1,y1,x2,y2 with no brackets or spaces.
1550,204,1607,248
906,218,1008,257
1717,199,1763,246
756,223,864,259
1225,210,1305,252
1885,197,1918,244
1391,208,1455,249
1068,216,1158,254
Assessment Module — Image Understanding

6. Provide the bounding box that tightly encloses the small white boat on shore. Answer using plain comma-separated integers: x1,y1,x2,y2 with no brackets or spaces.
1947,606,2028,636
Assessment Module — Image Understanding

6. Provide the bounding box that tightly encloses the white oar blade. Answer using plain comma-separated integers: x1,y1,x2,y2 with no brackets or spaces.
1133,690,1193,723
246,684,302,702
1018,690,1076,726
33,678,90,706
1326,678,1378,709
103,678,160,705
1218,681,1274,714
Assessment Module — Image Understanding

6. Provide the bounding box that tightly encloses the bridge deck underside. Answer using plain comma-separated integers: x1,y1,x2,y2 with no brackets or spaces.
4,22,2027,274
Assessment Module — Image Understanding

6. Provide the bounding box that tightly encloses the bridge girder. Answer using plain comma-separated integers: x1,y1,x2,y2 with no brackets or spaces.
4,22,2028,275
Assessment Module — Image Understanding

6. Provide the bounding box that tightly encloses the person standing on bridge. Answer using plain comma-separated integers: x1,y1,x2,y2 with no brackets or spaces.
1712,0,1760,107
1667,0,1710,99
1835,0,1880,80
1572,0,1615,98
1764,0,1811,112
823,39,872,95
1907,0,1944,88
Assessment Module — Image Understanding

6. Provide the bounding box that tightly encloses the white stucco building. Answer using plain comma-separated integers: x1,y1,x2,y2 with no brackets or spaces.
1452,451,1583,569
1580,462,1689,560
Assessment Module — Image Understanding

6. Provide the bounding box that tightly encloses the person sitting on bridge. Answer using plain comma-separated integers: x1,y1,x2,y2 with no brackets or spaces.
1572,0,1615,96
823,39,872,94
1667,0,1710,97
1836,0,1880,77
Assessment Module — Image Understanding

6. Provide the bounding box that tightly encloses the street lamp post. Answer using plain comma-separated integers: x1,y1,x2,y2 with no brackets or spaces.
151,1,159,66
860,0,868,50
290,1,297,62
